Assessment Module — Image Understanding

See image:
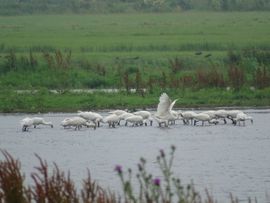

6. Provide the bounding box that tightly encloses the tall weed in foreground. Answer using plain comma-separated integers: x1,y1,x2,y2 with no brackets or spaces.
0,148,265,203
0,150,30,203
0,151,117,203
114,145,203,203
114,146,261,203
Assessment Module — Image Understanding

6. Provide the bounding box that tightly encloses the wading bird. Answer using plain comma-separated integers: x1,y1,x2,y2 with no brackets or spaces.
154,93,178,127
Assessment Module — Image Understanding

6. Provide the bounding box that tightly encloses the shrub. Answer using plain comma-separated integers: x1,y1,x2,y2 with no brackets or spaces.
196,68,225,88
228,65,245,90
254,66,270,89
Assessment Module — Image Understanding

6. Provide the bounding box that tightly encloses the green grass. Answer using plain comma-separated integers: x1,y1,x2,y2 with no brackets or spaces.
0,88,269,113
0,12,269,55
0,12,269,111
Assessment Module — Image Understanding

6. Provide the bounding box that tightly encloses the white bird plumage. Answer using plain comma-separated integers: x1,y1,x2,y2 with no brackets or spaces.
226,110,244,123
179,111,197,125
118,112,134,125
154,93,178,127
78,111,103,127
233,112,253,126
108,110,127,116
21,117,53,131
214,109,228,124
32,117,53,128
193,113,219,126
61,117,96,130
21,117,34,131
125,115,144,127
133,110,153,126
102,114,120,128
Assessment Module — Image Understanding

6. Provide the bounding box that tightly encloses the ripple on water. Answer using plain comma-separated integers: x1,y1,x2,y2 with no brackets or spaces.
0,111,270,202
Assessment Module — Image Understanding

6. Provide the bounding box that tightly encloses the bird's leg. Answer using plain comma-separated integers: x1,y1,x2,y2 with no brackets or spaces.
125,121,128,126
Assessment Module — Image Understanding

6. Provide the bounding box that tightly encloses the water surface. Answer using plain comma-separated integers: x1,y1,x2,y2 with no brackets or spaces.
0,109,270,202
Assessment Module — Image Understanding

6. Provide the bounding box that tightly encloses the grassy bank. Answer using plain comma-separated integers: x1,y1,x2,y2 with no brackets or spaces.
0,12,269,90
0,12,269,111
0,88,269,113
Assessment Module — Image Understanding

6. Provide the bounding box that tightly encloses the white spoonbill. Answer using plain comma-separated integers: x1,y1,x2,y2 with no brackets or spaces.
226,110,244,123
118,112,134,125
32,117,53,128
179,111,197,125
214,109,228,124
203,110,217,120
125,115,144,127
61,117,96,130
133,110,153,126
21,117,34,132
108,110,127,116
154,93,178,127
78,111,103,127
233,112,253,126
102,114,120,128
193,113,219,126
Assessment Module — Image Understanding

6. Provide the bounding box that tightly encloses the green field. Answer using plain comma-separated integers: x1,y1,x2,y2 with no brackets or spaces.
0,12,269,55
0,12,269,111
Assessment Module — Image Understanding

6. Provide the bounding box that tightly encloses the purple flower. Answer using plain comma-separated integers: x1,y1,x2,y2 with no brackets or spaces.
114,165,122,174
153,178,161,186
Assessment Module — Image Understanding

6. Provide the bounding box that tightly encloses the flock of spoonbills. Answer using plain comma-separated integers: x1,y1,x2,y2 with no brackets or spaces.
20,93,253,131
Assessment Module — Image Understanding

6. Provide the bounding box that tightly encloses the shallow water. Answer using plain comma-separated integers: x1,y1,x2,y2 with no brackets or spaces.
0,109,270,202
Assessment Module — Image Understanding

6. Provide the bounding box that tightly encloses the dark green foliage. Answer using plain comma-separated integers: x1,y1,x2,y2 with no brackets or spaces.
254,66,270,89
0,13,269,110
243,49,270,65
0,0,269,15
228,65,245,90
0,88,270,112
196,68,225,88
169,57,183,74
2,50,17,74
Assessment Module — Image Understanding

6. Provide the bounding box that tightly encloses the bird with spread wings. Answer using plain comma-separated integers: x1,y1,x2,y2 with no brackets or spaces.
154,93,178,127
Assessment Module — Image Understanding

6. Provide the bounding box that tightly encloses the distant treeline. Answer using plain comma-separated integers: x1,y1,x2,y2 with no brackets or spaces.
0,0,269,15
